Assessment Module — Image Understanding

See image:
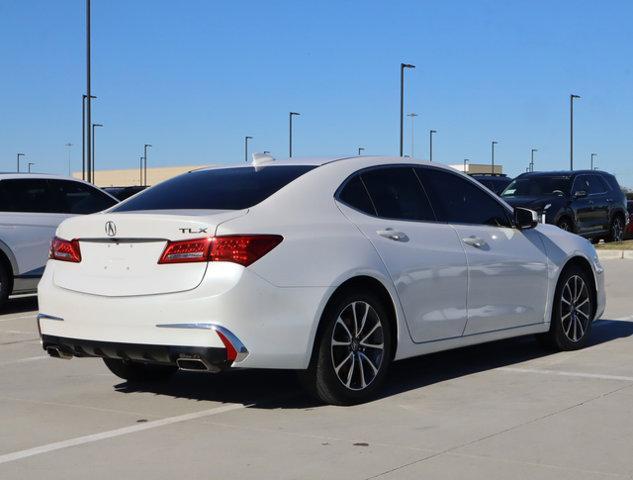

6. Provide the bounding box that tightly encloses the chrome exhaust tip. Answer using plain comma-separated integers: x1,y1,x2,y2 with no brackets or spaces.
176,356,217,372
46,346,72,360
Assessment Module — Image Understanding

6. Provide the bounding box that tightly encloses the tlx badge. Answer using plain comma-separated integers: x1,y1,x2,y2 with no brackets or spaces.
179,227,208,234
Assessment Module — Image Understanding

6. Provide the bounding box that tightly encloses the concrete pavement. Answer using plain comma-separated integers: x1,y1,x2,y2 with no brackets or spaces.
0,259,632,479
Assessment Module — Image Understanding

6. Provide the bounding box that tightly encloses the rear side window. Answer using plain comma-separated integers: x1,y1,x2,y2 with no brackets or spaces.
602,173,620,192
588,175,608,195
48,180,117,214
338,175,376,215
359,167,435,222
114,166,315,212
0,179,54,213
418,167,512,227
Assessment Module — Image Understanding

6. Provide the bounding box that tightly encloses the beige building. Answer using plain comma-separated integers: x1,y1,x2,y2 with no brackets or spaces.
449,163,503,175
72,165,214,187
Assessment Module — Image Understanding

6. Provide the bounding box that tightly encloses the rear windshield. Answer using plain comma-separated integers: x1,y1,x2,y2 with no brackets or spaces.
113,165,315,212
502,176,571,197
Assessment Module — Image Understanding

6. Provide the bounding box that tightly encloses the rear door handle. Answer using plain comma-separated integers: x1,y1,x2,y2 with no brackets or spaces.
462,236,487,249
377,228,409,242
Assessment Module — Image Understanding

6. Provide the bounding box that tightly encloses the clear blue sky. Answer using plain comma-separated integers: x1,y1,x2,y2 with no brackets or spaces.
1,0,632,187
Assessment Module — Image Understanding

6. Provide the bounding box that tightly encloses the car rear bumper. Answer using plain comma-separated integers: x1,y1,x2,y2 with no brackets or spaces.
41,334,231,371
37,260,333,370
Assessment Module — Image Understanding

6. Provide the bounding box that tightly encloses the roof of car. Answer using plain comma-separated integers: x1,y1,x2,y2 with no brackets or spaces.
192,156,463,173
517,170,610,178
0,172,85,181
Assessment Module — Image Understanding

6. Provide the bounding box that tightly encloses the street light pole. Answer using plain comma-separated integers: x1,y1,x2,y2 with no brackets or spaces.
429,130,436,162
491,141,498,174
82,94,96,181
358,147,364,156
86,0,92,184
143,144,152,186
530,148,537,172
407,113,418,157
289,112,300,157
570,94,581,170
91,124,102,184
244,136,253,163
591,153,597,170
399,63,415,157
16,153,24,173
27,162,35,173
463,158,469,172
139,156,144,186
65,143,73,176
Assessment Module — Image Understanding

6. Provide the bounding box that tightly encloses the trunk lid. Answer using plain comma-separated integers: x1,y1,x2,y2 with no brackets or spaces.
53,210,246,296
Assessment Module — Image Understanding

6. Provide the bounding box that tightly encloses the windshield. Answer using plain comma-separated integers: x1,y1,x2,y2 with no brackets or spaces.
113,165,315,212
501,176,571,197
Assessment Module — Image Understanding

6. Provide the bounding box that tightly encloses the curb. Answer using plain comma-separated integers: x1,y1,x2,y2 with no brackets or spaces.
596,250,633,260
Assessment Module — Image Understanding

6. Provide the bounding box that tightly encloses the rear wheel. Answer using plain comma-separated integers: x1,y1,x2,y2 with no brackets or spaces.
0,262,10,310
537,265,594,351
307,290,393,405
103,358,177,382
607,215,624,243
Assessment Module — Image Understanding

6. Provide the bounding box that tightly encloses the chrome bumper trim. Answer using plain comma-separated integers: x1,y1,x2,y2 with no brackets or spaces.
155,323,249,362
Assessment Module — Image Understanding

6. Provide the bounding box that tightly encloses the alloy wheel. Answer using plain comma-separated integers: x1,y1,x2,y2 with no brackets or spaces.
558,220,570,232
560,275,591,343
330,301,384,391
611,217,623,242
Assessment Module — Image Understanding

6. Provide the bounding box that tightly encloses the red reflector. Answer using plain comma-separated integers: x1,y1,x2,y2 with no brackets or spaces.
158,237,213,264
49,237,82,263
215,330,237,362
158,235,282,266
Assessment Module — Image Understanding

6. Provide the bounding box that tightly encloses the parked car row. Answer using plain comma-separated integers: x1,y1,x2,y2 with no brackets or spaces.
37,156,607,405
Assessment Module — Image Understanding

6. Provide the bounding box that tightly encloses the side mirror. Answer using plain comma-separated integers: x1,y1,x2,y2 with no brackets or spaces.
574,190,587,198
514,207,538,230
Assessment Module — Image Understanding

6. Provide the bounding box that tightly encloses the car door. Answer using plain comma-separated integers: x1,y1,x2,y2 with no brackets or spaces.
336,166,469,343
0,179,70,277
417,166,549,335
570,175,594,234
587,174,610,232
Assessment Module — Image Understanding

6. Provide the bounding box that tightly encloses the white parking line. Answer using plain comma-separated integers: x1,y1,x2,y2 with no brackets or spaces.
0,314,37,323
0,356,48,367
499,367,633,383
0,401,252,465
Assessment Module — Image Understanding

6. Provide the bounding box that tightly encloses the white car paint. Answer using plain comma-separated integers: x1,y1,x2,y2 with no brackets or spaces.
37,157,605,372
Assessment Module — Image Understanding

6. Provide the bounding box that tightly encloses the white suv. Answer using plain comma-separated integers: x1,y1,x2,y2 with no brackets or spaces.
0,174,117,307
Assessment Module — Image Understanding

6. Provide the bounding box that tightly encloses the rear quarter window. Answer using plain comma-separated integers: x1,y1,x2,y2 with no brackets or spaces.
113,166,315,212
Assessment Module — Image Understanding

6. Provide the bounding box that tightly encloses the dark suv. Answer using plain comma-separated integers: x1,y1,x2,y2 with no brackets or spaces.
501,170,629,242
470,173,513,195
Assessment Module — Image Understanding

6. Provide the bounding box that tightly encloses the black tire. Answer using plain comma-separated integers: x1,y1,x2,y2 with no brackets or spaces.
556,217,573,233
0,262,10,310
103,358,177,382
537,265,594,351
306,290,393,406
606,214,624,243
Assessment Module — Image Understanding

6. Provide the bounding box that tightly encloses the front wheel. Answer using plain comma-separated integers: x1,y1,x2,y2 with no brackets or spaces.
103,358,177,382
556,217,573,233
307,291,393,405
537,266,594,351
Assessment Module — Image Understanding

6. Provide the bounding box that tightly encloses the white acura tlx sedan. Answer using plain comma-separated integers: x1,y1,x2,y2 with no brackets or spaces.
38,155,606,405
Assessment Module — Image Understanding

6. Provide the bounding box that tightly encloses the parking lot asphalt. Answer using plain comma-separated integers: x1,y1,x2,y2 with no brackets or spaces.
0,258,632,479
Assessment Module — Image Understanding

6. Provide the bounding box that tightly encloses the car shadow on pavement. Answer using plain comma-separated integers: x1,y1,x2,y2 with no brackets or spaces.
3,296,38,315
115,318,633,409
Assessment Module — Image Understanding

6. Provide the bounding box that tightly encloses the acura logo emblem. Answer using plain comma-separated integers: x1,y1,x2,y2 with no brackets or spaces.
105,221,117,237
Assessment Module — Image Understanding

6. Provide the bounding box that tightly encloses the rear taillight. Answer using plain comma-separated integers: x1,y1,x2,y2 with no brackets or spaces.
158,235,283,266
158,237,213,264
49,237,82,263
